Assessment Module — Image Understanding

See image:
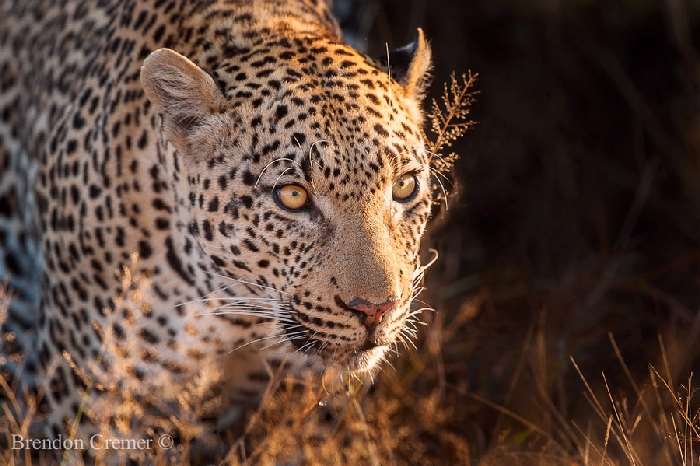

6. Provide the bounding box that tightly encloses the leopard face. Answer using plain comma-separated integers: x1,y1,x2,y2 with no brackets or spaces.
141,31,435,374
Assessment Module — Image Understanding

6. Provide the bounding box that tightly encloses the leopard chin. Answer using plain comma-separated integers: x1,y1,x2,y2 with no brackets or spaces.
316,344,390,376
346,345,390,374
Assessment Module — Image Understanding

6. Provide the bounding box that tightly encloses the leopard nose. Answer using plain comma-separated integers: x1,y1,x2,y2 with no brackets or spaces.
347,297,399,328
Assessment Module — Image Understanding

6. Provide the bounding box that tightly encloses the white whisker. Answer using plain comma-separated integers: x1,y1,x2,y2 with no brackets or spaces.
272,166,296,191
228,332,292,353
429,167,450,211
255,157,301,187
211,272,290,296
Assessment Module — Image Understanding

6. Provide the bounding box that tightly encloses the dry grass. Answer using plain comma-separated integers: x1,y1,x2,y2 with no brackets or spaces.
1,269,698,465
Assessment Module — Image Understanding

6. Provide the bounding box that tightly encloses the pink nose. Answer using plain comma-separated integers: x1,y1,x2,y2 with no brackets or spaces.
348,298,399,327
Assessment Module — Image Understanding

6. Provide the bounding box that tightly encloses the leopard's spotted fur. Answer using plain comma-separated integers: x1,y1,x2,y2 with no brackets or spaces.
0,0,444,450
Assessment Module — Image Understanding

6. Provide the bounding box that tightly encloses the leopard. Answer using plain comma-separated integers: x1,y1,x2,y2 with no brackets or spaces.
0,0,450,454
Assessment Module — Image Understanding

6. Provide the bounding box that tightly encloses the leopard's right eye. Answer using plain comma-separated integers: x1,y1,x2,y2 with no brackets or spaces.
392,173,419,203
274,184,310,212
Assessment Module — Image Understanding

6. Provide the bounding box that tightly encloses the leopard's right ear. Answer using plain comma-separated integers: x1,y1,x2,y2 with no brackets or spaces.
140,48,224,151
377,29,432,123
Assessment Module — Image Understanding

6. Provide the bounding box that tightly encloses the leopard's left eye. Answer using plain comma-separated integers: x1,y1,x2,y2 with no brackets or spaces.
392,173,418,202
274,184,310,211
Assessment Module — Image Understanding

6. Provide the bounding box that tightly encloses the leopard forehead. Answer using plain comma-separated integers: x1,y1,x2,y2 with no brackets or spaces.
191,37,429,169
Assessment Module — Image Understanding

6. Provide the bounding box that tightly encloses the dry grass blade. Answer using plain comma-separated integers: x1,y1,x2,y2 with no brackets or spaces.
426,71,479,157
424,71,478,210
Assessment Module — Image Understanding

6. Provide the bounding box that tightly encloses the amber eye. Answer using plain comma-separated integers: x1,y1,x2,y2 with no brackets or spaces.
392,173,418,202
274,184,309,211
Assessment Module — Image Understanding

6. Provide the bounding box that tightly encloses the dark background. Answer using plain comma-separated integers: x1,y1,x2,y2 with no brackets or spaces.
332,0,700,463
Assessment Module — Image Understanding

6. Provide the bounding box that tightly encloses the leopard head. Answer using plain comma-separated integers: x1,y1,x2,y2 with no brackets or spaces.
141,30,442,373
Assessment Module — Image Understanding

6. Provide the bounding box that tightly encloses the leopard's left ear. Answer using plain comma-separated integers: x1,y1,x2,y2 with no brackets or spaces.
378,28,432,103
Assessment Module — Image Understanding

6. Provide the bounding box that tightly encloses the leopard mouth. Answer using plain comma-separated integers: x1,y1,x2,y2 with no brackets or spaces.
287,331,390,374
281,303,400,373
